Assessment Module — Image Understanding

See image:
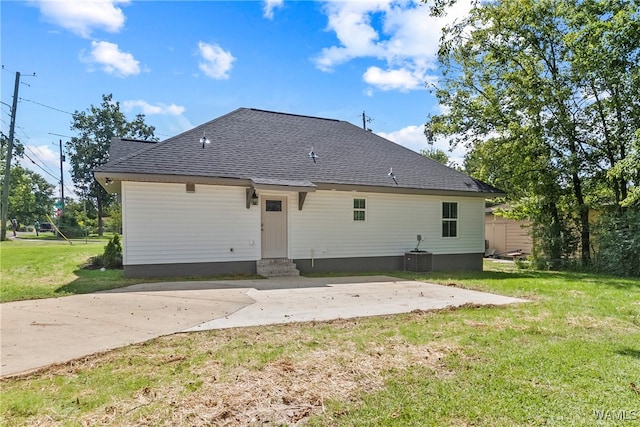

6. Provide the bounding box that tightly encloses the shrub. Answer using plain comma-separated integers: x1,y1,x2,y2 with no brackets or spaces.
592,209,640,277
57,226,86,239
104,204,122,234
91,234,123,269
57,212,85,239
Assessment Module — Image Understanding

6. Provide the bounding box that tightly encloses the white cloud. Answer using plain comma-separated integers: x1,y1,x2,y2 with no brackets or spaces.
162,115,195,136
121,100,192,140
363,66,424,91
314,0,389,71
263,0,284,19
123,100,186,116
377,124,467,165
33,0,129,38
197,42,236,80
83,40,141,77
315,0,472,91
377,124,428,152
27,144,59,166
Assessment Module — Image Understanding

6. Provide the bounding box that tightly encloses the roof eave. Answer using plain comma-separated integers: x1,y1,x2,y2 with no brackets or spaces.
314,182,505,198
94,172,505,198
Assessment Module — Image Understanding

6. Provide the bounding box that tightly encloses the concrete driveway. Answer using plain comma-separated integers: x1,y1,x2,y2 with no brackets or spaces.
1,276,526,377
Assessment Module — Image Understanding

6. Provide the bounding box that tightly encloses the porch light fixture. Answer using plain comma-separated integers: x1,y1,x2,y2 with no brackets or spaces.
246,188,259,208
388,167,398,185
200,132,210,149
105,177,113,185
308,147,318,163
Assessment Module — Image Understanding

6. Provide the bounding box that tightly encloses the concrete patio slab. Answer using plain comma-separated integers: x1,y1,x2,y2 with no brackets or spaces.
1,276,526,377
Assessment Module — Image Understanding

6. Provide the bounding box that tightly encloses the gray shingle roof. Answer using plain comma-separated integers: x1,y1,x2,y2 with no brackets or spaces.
108,138,157,162
96,108,503,195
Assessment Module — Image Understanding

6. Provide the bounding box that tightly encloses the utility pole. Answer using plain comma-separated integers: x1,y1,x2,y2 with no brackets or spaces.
1,72,21,241
59,139,65,210
362,111,373,131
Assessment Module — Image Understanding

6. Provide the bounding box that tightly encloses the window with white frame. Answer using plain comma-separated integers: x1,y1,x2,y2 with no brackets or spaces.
442,202,458,237
353,198,366,221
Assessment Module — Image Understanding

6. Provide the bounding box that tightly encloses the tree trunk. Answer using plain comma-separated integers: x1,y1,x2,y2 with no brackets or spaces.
97,196,104,236
540,199,564,268
572,172,590,265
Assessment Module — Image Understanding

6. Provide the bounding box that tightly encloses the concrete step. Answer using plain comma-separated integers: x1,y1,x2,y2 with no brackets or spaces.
257,258,300,277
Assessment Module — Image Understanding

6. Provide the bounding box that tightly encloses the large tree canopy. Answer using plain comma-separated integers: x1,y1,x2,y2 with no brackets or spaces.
2,134,54,227
426,0,640,267
7,165,55,226
0,134,54,232
67,94,157,233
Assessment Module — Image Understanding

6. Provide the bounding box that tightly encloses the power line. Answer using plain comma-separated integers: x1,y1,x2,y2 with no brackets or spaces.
49,132,74,139
14,127,62,178
13,127,73,191
21,152,60,182
20,152,78,197
14,124,31,141
18,97,73,115
24,144,58,177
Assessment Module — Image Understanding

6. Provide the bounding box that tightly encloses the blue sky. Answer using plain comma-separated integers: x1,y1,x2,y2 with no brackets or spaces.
1,0,470,198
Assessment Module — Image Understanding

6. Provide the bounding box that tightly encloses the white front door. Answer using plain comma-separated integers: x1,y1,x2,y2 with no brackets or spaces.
261,197,287,258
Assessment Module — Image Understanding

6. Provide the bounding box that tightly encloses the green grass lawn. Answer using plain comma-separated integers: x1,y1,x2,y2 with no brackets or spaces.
1,248,639,425
0,239,135,302
0,240,260,302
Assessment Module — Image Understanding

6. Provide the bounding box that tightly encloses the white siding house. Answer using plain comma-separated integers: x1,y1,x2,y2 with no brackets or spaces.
96,108,503,277
122,182,260,266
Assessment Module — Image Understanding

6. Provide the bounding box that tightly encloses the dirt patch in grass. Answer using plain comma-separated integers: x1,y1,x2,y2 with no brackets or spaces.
13,317,458,426
565,314,638,331
462,311,551,331
94,339,452,426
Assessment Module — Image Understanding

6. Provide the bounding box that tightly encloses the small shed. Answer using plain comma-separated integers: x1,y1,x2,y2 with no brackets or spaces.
484,205,533,258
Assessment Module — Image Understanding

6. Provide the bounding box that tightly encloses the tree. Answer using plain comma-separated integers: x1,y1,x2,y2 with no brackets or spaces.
1,136,53,230
104,202,122,234
6,165,55,227
426,0,640,267
420,147,450,165
67,94,157,235
568,1,640,208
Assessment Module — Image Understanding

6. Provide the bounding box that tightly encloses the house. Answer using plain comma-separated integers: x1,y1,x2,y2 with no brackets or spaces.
95,108,504,278
484,205,533,258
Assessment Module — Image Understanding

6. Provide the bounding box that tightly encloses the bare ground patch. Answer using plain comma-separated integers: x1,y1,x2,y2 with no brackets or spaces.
565,314,639,331
8,316,460,426
78,336,455,426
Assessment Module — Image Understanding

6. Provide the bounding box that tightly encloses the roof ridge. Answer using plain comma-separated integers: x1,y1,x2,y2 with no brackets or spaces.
100,108,252,170
99,137,161,170
162,107,248,144
96,107,504,196
248,108,340,122
118,138,158,143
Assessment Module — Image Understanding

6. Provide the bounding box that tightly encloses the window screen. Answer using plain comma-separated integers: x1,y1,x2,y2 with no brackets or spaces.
442,202,458,237
354,198,366,221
